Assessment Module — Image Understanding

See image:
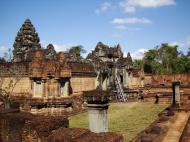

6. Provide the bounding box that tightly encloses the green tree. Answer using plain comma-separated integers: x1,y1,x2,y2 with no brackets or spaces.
132,43,189,74
0,57,6,63
172,56,190,73
158,43,178,73
68,45,86,60
143,43,180,74
143,48,161,74
144,49,158,61
133,59,144,71
151,61,166,74
187,47,190,57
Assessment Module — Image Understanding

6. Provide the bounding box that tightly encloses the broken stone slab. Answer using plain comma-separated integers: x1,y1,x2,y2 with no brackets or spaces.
83,89,110,104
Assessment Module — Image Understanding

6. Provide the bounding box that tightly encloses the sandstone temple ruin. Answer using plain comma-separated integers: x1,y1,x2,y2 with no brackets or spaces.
0,19,143,111
1,19,190,142
0,19,190,112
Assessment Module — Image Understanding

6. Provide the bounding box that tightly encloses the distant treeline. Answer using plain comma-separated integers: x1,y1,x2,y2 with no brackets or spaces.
133,43,190,74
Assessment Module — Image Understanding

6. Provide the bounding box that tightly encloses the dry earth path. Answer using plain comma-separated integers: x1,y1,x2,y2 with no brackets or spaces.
162,111,190,142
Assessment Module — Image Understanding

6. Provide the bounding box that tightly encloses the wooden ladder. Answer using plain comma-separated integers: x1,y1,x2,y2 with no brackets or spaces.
115,76,128,102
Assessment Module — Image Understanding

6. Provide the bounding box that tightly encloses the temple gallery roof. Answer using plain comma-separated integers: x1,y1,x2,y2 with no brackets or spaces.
93,42,123,58
68,61,97,77
86,42,133,69
117,52,133,67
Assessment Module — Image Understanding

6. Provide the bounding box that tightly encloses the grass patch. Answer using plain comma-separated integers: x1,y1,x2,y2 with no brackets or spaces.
69,102,168,142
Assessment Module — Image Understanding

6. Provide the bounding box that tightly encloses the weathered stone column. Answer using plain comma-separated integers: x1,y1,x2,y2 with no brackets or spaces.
42,79,46,98
62,81,69,97
87,103,109,133
84,90,110,133
54,79,59,97
172,81,180,106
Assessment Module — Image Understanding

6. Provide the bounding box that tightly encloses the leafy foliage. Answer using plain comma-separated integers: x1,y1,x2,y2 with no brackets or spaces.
133,43,190,74
0,57,6,63
68,45,86,60
133,59,144,71
172,55,190,73
187,48,190,57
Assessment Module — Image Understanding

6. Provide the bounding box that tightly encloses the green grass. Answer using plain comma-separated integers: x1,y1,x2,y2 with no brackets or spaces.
69,102,168,142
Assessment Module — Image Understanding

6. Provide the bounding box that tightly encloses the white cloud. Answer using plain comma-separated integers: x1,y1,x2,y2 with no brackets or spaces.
115,25,127,30
83,48,94,58
170,38,190,49
130,48,148,59
170,37,190,54
95,2,112,14
123,52,128,57
0,46,11,57
42,42,90,58
0,46,8,53
112,17,152,25
41,41,78,52
53,43,71,52
120,0,176,13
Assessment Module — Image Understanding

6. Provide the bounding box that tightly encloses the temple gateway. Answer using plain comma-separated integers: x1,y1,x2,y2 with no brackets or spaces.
0,19,142,112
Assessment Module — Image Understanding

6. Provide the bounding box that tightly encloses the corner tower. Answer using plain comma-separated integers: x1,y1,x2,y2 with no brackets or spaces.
13,19,41,62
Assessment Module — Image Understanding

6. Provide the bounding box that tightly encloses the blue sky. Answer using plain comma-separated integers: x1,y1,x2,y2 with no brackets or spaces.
0,0,190,59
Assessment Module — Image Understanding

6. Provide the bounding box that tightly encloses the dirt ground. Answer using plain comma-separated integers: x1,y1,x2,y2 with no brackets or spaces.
162,111,190,142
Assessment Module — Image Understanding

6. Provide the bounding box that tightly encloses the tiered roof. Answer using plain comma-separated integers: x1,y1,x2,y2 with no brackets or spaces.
13,19,41,62
117,52,133,68
87,42,132,69
94,42,123,58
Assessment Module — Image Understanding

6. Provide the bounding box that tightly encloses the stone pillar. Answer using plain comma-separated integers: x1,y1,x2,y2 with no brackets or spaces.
84,90,110,133
128,72,132,88
42,79,46,98
64,81,69,97
172,81,180,106
54,79,59,97
102,78,107,91
30,79,33,97
59,80,69,97
141,78,144,87
123,68,127,87
95,72,100,89
87,103,109,133
46,79,50,98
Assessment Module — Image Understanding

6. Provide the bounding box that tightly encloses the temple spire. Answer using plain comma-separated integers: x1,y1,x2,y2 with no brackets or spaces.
126,52,132,65
13,19,41,62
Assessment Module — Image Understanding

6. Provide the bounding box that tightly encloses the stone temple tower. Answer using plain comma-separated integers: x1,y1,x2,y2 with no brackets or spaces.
13,19,41,62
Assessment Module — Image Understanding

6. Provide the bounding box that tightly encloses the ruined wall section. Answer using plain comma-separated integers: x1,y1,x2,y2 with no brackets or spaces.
143,73,190,104
1,76,32,96
68,61,97,93
130,77,142,88
150,73,190,86
70,77,96,93
0,62,31,98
